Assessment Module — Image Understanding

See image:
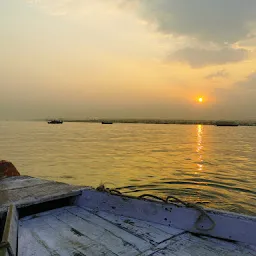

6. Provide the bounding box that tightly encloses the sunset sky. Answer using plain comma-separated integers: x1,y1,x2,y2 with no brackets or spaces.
1,0,256,120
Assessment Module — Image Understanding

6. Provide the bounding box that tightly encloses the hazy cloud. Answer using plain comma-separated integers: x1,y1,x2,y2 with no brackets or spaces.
213,72,256,119
135,0,256,67
138,0,256,44
29,0,256,44
169,47,248,68
26,0,256,68
205,69,229,80
239,35,256,48
215,72,256,105
236,72,256,90
26,0,137,16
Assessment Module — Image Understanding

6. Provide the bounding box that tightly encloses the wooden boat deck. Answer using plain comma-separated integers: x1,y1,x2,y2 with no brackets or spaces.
19,206,255,256
1,176,256,255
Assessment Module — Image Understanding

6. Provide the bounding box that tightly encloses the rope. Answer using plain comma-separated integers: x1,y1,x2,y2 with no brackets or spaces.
96,184,215,232
166,195,187,205
192,205,216,231
166,195,215,230
96,184,122,195
0,241,15,256
138,194,166,203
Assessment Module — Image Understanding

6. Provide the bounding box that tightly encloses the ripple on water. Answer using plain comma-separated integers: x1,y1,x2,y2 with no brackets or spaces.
0,122,255,215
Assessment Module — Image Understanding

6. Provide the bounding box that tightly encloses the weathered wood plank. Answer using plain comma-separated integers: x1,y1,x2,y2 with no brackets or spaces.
147,251,175,256
19,206,185,256
91,209,183,245
0,177,254,255
1,205,18,256
53,206,150,255
20,216,94,256
75,189,256,245
0,176,29,183
0,182,81,206
149,222,184,235
0,177,84,213
196,235,256,255
0,176,51,192
133,233,185,256
165,233,256,256
39,212,118,256
21,212,118,256
18,225,52,256
18,205,256,256
140,232,256,256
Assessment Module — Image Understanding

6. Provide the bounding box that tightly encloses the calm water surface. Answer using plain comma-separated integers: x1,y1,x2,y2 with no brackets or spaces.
0,121,255,215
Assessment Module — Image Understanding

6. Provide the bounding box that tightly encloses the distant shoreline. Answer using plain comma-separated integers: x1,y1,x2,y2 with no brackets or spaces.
56,119,256,126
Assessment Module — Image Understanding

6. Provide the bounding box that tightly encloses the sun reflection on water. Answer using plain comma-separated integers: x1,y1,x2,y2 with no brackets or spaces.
197,125,203,171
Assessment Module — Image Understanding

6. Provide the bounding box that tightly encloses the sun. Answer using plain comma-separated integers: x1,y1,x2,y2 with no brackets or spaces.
198,97,203,103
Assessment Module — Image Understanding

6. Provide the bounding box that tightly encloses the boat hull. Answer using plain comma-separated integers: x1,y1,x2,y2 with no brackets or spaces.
47,121,63,124
215,121,238,126
1,176,255,255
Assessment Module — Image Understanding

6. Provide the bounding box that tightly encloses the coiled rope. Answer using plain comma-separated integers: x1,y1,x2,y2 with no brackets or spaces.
96,185,215,231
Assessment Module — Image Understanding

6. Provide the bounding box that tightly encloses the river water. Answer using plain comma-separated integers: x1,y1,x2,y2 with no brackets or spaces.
0,121,255,215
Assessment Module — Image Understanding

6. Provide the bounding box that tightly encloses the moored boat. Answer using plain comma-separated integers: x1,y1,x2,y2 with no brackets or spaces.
102,121,113,124
0,176,255,255
47,120,63,124
215,121,239,126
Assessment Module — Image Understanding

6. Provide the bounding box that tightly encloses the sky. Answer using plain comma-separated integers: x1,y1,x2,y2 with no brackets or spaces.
1,0,256,120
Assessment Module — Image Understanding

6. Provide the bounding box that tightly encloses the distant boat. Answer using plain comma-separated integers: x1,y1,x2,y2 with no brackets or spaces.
48,120,63,124
215,121,238,127
102,121,113,124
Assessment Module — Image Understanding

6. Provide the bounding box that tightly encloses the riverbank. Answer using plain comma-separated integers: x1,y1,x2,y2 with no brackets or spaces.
62,119,256,126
